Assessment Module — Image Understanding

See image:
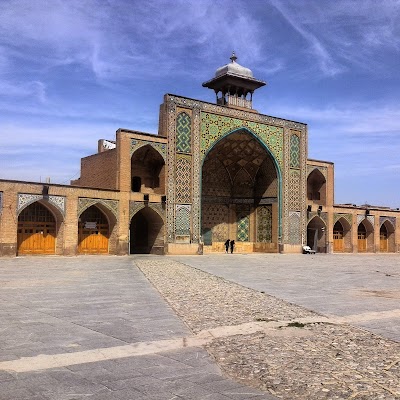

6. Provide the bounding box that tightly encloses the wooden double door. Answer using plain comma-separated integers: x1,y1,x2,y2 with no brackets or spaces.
333,230,344,252
78,206,109,254
17,203,56,255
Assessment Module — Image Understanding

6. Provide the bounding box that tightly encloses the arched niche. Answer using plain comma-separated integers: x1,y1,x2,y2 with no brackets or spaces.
357,219,374,253
333,218,352,253
131,145,165,194
17,201,63,255
78,203,118,254
130,207,164,254
307,216,326,253
201,128,280,251
380,220,395,252
307,169,326,205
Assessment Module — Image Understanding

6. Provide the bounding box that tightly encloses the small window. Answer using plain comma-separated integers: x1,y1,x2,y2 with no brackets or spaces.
131,176,141,192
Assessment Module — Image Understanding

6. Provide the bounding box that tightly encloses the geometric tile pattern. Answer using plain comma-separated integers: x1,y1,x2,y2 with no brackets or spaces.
175,204,191,236
288,169,301,210
130,139,167,160
290,133,300,168
129,201,146,220
129,202,165,222
78,198,119,218
176,112,191,153
288,211,301,245
257,205,272,242
380,216,396,228
148,203,166,222
334,213,353,226
17,193,66,216
236,204,250,242
166,100,178,242
308,211,328,225
200,112,283,166
191,106,201,243
175,154,192,204
237,214,249,241
357,214,375,227
367,215,375,226
167,95,308,246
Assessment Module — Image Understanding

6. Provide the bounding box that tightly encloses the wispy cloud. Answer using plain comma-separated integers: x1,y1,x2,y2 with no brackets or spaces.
0,80,47,102
269,0,400,76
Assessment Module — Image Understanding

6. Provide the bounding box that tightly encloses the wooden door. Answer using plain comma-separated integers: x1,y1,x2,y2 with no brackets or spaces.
333,230,343,252
17,203,56,255
380,233,388,252
78,206,109,254
358,232,367,252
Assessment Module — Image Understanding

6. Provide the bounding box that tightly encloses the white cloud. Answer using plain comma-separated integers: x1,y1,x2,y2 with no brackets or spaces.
269,0,400,76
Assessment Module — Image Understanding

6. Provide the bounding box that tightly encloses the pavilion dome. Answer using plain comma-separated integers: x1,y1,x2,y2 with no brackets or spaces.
215,52,254,79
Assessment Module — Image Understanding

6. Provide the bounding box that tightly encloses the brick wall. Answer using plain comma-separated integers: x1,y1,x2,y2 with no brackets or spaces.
72,149,117,190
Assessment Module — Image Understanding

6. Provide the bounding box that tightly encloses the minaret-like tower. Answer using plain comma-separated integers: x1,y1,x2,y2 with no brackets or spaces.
202,52,266,110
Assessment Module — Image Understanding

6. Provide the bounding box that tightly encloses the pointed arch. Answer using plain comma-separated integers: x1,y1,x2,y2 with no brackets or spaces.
307,216,326,253
17,201,60,255
333,217,352,253
379,220,395,252
201,126,282,247
357,219,374,253
307,168,326,204
130,207,165,254
78,205,115,254
131,144,166,194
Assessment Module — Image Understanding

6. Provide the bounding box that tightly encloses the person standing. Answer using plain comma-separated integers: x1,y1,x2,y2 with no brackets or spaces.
230,240,235,254
224,239,230,253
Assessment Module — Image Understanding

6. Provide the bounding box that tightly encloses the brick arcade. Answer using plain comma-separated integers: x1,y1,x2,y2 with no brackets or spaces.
1,53,399,256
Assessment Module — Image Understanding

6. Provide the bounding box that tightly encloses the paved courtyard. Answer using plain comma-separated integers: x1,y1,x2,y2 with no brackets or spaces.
171,253,400,342
0,254,399,399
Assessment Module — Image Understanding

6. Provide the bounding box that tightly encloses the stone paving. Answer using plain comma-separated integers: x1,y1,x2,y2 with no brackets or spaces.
171,253,400,342
0,256,275,400
0,254,399,399
137,256,400,399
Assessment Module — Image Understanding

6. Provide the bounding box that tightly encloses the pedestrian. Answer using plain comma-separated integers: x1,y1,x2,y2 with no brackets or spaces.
230,239,235,254
224,239,230,253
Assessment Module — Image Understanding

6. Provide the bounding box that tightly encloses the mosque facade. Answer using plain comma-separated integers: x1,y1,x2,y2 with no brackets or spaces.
1,54,399,256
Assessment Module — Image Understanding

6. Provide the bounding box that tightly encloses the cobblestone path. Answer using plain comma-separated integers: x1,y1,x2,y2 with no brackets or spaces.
136,258,400,400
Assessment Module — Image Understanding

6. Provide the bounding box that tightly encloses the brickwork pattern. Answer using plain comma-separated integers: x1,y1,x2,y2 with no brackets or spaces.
74,149,117,190
201,204,229,242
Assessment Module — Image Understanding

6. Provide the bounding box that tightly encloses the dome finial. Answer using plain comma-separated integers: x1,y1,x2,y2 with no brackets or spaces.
230,51,237,63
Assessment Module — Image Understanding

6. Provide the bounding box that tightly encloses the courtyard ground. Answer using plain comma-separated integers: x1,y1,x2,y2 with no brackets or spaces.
0,254,398,399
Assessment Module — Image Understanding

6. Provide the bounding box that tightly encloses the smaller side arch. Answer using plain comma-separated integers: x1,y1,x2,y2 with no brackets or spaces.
131,145,166,195
130,207,165,254
380,220,395,252
17,201,63,255
307,216,326,253
357,219,374,253
78,203,118,255
333,218,352,253
307,168,327,205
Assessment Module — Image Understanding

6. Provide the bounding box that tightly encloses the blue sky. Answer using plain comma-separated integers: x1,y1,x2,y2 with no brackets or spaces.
1,0,399,207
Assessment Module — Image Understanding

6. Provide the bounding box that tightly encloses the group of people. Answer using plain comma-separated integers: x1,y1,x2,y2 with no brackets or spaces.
224,239,235,253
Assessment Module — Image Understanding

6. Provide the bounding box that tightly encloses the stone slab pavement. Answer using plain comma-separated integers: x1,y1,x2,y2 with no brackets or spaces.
171,253,400,343
0,256,275,400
